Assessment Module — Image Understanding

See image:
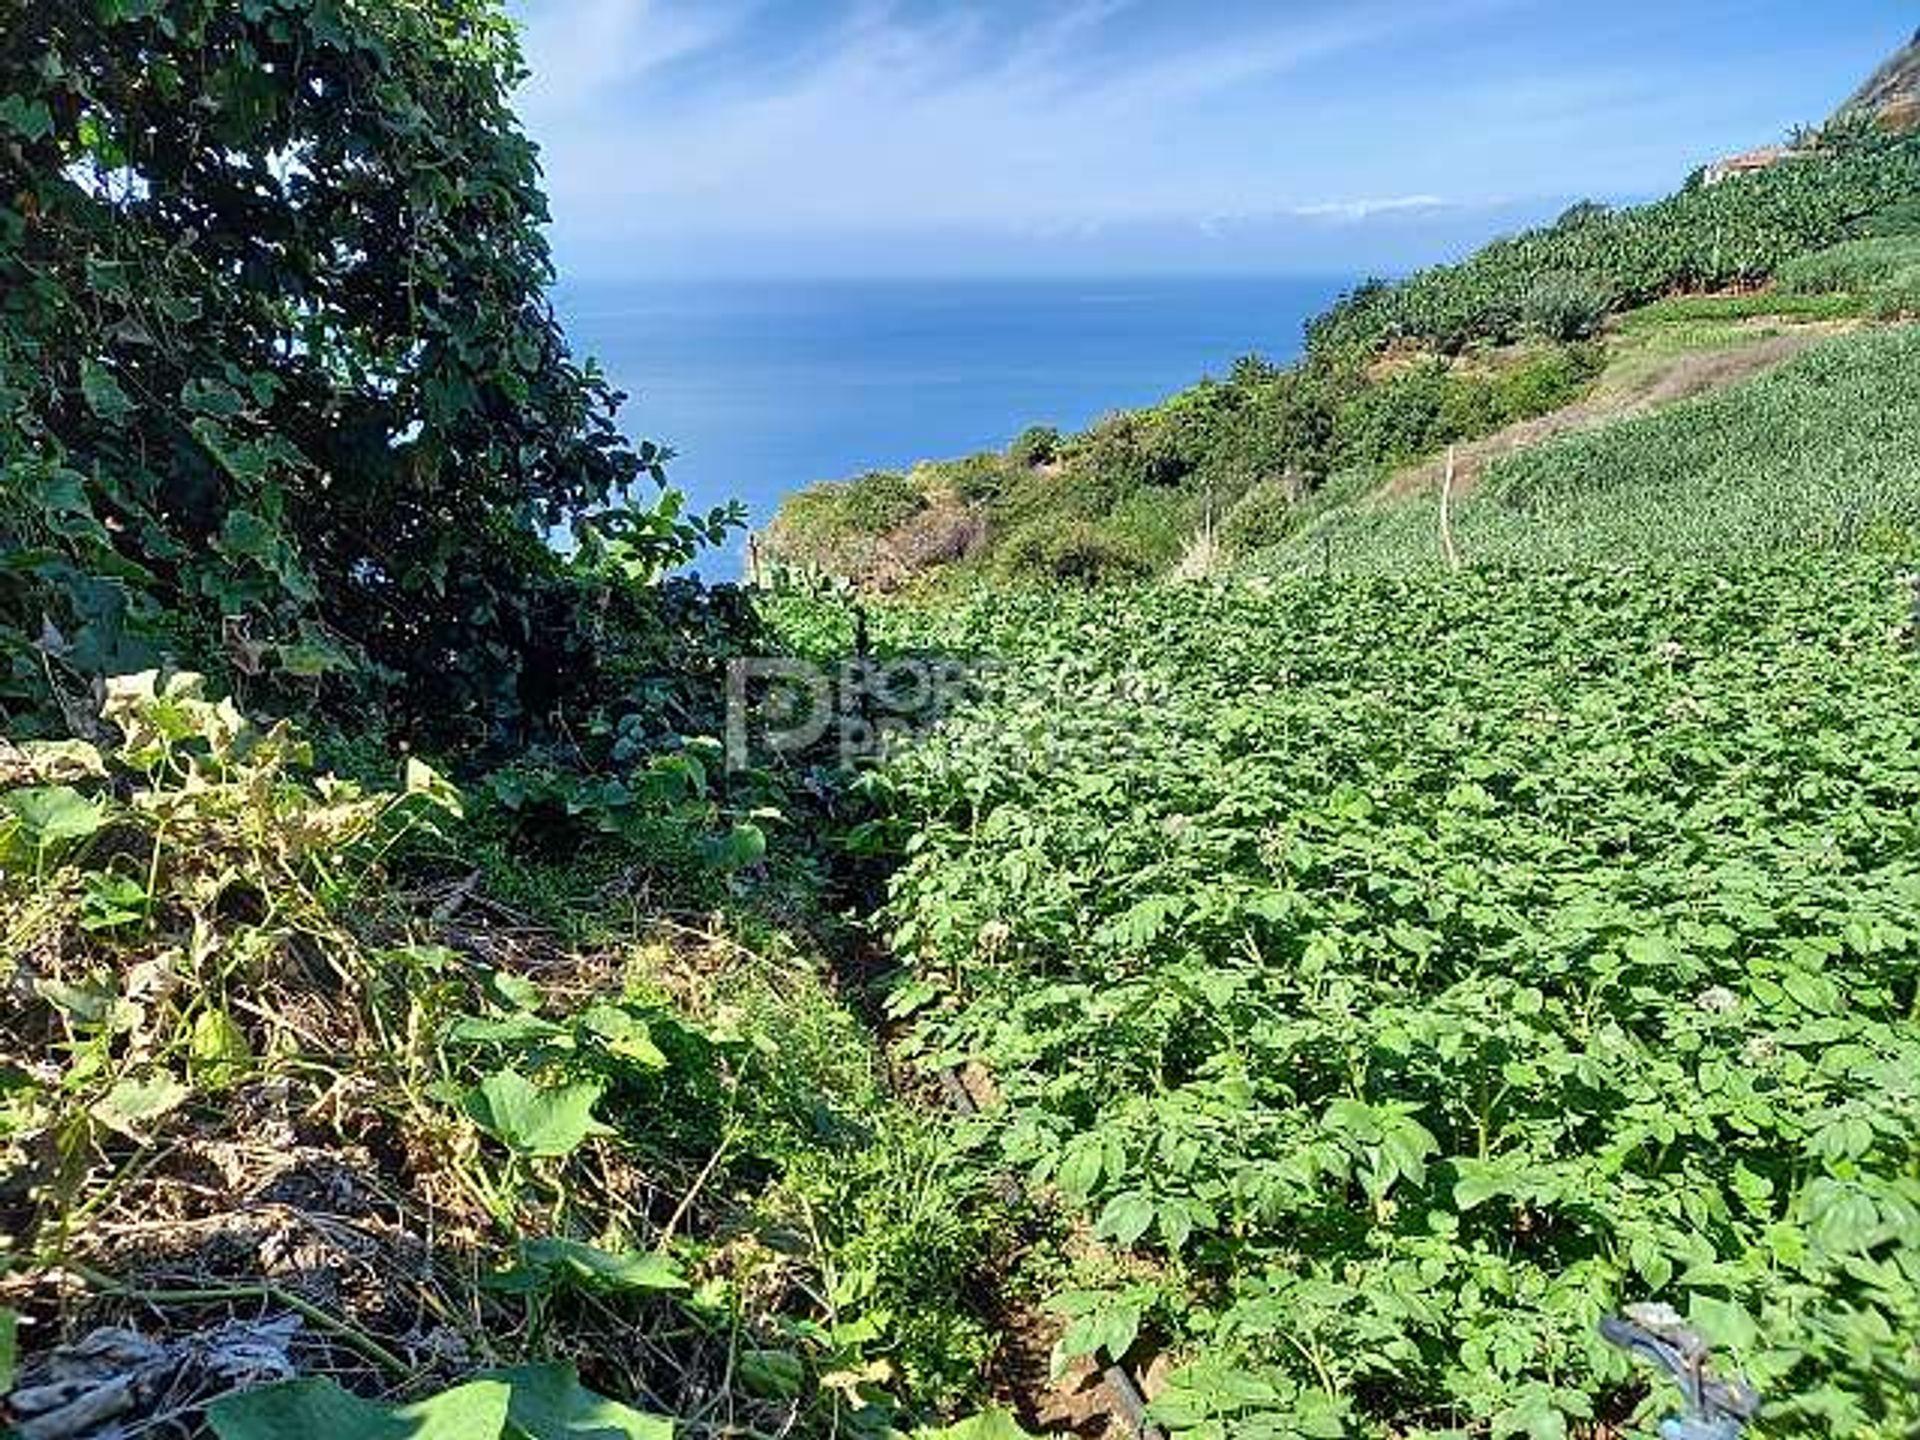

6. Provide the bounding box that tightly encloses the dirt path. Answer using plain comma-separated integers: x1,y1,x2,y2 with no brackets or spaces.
1382,323,1855,501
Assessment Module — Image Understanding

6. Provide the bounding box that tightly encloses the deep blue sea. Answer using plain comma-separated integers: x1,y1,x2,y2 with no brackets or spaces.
551,275,1352,574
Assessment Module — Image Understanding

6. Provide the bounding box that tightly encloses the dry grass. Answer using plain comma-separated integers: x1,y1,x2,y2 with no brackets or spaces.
1,878,830,1439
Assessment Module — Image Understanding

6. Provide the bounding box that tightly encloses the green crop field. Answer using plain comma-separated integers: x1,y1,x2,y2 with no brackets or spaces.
846,560,1920,1439
8,7,1919,1437
1309,130,1920,355
1267,325,1920,578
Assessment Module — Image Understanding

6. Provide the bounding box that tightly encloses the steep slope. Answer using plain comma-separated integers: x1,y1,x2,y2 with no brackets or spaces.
764,113,1920,592
1836,27,1920,131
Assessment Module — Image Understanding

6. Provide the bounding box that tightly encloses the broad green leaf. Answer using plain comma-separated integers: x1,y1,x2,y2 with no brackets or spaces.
450,1013,573,1047
92,1072,191,1139
1686,1294,1759,1354
482,1363,673,1440
208,1377,511,1440
278,637,353,677
189,1009,253,1091
1096,1191,1157,1248
80,361,136,425
914,1409,1037,1440
0,94,53,141
79,871,149,931
493,972,546,1012
1054,1142,1103,1201
579,1006,669,1069
219,507,281,560
1804,1177,1882,1255
737,1349,805,1401
1451,1159,1517,1212
509,1238,687,1295
4,785,106,847
708,821,767,872
463,1069,611,1159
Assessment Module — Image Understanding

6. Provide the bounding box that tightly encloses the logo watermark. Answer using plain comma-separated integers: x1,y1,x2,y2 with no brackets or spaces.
726,655,992,771
724,653,1181,772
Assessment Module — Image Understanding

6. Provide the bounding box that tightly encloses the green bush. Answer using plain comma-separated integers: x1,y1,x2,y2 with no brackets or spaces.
839,470,928,534
1069,412,1192,492
769,471,928,574
995,520,1153,586
930,454,1016,504
0,0,739,744
1522,271,1614,340
1335,360,1455,468
1009,425,1064,468
1218,478,1304,555
1492,343,1606,419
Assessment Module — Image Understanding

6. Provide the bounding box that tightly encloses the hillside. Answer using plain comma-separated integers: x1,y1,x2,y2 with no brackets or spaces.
1836,27,1920,131
7,9,1920,1440
760,38,1920,593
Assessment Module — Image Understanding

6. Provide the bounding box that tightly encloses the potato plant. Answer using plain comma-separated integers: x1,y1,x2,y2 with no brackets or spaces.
857,561,1920,1439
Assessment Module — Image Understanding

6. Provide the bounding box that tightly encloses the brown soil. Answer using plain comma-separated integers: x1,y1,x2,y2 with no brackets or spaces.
991,1306,1133,1439
1382,325,1851,502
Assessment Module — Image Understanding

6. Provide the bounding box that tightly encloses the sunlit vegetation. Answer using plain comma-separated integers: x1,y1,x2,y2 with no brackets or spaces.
6,4,1920,1437
768,125,1920,591
1267,325,1920,576
763,345,1607,588
1309,124,1920,354
835,559,1920,1439
0,4,1008,1434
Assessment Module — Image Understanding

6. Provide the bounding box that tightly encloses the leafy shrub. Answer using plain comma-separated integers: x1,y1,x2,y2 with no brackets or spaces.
0,0,738,743
1492,343,1607,418
1069,413,1192,491
926,453,1016,504
1522,271,1614,340
762,471,929,578
1009,426,1064,468
995,521,1153,586
839,471,930,534
1217,478,1305,555
1335,359,1456,466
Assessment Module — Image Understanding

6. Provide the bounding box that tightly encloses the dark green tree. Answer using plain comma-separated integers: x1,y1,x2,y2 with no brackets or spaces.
0,0,736,742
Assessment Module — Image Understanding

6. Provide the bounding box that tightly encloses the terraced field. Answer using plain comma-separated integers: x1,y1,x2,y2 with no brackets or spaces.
850,560,1920,1439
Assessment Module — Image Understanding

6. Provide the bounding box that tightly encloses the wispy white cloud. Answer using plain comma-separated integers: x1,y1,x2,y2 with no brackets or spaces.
514,0,1497,240
516,0,743,122
1288,195,1451,221
505,0,1904,275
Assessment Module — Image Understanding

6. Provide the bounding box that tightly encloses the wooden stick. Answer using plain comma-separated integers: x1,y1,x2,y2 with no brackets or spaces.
1439,445,1461,573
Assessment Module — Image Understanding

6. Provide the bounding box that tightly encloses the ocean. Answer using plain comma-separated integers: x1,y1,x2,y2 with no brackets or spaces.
551,275,1353,575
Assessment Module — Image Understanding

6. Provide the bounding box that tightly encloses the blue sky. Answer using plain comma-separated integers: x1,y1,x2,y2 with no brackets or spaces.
509,1,1915,277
